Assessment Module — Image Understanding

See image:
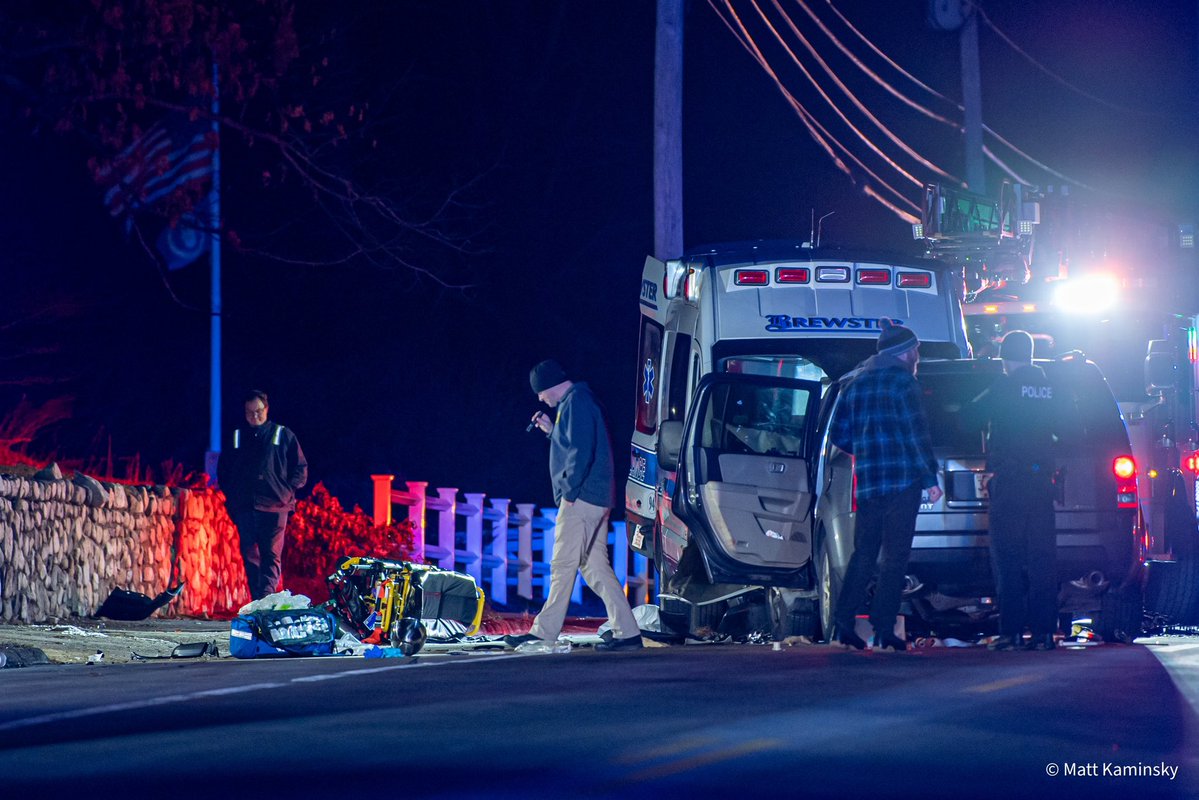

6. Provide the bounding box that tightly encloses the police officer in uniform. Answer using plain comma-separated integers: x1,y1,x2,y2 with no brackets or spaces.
973,331,1061,651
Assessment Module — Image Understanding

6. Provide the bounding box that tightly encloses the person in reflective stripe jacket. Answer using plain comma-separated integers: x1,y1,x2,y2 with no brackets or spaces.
217,389,308,600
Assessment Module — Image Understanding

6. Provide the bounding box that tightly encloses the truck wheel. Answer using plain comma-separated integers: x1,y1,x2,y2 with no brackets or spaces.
1145,559,1199,625
1095,584,1144,643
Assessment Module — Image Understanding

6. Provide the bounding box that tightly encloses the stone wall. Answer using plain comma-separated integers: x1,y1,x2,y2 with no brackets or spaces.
0,470,250,623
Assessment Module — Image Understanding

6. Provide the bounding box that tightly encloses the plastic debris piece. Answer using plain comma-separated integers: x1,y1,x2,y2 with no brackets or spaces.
516,639,571,654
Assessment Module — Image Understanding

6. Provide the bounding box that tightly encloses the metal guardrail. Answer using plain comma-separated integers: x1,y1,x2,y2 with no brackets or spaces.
370,475,651,608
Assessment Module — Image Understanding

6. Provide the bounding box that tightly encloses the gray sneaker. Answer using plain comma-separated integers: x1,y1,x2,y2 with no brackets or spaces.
502,633,541,649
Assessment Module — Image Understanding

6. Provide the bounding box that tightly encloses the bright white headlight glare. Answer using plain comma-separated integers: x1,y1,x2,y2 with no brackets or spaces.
1052,274,1119,314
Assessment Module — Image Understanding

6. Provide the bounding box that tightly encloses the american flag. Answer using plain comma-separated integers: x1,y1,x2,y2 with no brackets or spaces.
96,114,217,223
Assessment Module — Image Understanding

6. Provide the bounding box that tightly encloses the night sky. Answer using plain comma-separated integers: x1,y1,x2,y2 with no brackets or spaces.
1,1,1196,512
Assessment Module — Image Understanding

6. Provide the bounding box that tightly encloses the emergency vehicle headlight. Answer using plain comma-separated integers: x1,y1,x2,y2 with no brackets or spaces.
664,259,688,299
816,266,850,283
1052,274,1119,314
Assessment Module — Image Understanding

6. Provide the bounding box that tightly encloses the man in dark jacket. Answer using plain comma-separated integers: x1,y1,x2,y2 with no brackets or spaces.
504,360,642,652
972,330,1062,651
217,389,308,600
829,319,943,651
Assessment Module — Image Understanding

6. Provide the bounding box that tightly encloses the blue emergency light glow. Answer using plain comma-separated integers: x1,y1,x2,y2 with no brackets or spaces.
775,267,810,284
856,269,891,285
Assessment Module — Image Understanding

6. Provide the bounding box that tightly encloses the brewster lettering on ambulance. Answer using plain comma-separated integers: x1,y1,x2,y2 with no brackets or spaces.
626,241,971,613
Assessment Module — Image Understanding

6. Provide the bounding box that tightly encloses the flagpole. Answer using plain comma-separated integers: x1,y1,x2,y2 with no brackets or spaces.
206,61,223,483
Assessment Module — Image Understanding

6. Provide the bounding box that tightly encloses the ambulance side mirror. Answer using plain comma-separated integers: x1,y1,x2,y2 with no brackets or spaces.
1145,339,1175,395
658,421,684,471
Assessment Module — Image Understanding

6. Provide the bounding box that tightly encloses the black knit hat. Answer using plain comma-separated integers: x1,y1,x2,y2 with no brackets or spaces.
999,330,1034,363
529,359,569,393
876,318,919,356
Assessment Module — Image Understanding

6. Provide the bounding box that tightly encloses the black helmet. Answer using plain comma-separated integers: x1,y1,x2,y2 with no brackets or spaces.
390,617,427,656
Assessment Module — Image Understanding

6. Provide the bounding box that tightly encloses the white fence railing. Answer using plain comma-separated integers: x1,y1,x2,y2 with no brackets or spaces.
370,475,652,608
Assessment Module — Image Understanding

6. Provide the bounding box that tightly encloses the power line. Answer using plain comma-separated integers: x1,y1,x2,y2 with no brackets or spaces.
764,0,958,184
969,0,1196,118
711,0,921,220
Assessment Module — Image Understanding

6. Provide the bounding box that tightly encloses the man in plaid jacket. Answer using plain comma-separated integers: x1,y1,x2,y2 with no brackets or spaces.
829,319,943,651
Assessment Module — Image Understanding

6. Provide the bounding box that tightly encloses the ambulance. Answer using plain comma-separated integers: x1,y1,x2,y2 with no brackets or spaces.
626,240,973,617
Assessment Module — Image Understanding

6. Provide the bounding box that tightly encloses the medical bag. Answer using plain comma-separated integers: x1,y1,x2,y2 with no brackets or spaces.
326,556,485,655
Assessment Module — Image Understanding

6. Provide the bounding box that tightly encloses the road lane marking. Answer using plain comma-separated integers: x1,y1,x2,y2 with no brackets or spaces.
624,738,782,782
0,654,516,733
962,674,1042,693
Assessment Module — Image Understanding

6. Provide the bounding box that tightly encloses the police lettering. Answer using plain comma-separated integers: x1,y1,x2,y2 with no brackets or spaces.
765,315,898,332
1021,385,1052,400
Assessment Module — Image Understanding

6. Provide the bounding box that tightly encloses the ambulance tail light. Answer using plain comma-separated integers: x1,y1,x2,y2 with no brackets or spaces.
856,268,891,285
775,267,810,284
1184,451,1199,476
896,272,932,288
734,269,769,286
684,268,704,302
1113,455,1138,508
664,259,688,299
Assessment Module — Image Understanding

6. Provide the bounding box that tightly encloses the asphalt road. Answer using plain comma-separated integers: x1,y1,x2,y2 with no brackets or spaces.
1,640,1197,799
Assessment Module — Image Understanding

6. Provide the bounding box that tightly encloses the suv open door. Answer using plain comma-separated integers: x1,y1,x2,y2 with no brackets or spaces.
671,373,824,587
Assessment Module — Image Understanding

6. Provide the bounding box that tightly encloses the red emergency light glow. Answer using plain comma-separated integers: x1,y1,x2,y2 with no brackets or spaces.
775,267,810,283
896,272,931,288
1113,455,1138,509
856,269,891,285
1189,326,1198,364
734,269,769,286
1184,451,1199,476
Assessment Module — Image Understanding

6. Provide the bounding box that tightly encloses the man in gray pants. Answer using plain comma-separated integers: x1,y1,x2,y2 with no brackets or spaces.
504,359,643,652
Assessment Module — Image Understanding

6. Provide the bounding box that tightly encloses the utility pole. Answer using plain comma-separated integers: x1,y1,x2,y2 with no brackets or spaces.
959,4,985,193
654,0,684,260
927,0,985,194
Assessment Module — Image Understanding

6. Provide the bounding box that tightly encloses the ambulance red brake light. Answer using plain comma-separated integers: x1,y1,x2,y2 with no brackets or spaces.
734,269,769,286
856,269,891,285
1184,451,1199,476
775,267,810,284
1113,455,1137,509
896,272,932,288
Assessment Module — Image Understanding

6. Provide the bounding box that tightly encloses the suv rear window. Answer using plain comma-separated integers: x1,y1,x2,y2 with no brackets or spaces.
916,360,1126,454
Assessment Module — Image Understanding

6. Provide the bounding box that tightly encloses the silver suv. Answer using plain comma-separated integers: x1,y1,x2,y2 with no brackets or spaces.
813,354,1141,640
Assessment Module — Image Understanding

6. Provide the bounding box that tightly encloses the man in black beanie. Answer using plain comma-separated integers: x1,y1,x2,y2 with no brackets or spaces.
972,330,1063,651
504,359,642,652
828,319,942,651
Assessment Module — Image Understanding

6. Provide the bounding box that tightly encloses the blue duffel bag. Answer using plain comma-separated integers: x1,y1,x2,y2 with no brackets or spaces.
229,608,338,658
